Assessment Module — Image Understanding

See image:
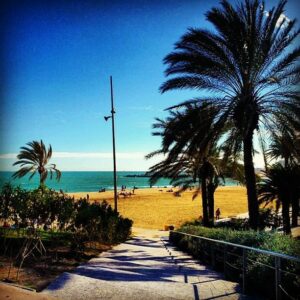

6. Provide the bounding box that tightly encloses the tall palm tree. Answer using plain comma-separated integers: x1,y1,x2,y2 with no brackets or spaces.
258,163,300,234
159,0,300,229
12,140,61,186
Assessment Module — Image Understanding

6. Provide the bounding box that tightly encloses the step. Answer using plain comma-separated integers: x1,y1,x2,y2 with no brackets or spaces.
43,271,250,300
43,272,199,300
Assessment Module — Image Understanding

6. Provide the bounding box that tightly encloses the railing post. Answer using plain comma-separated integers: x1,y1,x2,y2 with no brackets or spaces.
224,245,227,278
172,231,299,300
211,242,216,269
275,257,281,300
192,236,196,256
198,237,203,261
242,249,247,294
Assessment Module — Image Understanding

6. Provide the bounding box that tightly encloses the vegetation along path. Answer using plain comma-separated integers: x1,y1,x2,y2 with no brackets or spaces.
42,228,257,300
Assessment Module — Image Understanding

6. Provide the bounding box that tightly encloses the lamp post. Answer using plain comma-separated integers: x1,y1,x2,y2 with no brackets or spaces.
104,76,118,212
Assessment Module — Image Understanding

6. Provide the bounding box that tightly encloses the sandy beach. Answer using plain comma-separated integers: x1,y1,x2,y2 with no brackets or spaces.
68,186,248,230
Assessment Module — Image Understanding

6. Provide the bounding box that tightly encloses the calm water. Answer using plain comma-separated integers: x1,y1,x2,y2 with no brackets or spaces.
0,171,239,192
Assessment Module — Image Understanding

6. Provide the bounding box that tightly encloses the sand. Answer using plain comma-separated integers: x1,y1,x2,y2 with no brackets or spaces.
68,186,248,230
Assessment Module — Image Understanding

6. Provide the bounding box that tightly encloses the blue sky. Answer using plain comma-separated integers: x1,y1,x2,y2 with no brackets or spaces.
1,0,299,171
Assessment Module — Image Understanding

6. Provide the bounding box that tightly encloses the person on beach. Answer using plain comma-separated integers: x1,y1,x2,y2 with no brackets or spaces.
216,208,221,220
3,221,9,228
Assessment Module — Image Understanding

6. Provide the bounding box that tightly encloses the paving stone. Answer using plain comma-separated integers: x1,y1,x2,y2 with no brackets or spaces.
43,228,259,300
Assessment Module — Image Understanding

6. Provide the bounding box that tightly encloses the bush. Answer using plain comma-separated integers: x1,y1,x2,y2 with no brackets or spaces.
171,225,300,299
72,199,132,244
0,184,133,248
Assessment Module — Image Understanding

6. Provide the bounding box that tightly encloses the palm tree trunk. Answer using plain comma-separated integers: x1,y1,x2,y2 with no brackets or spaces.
201,177,209,226
282,201,291,234
243,133,259,229
284,157,288,168
38,168,46,189
38,169,43,186
207,183,215,222
291,197,299,227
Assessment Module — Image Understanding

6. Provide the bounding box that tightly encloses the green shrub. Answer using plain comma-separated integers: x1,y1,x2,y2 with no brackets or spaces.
172,225,300,299
0,184,133,248
73,199,132,244
178,225,300,255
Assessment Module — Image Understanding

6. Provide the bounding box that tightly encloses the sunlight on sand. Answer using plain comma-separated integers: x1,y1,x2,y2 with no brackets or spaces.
68,186,248,230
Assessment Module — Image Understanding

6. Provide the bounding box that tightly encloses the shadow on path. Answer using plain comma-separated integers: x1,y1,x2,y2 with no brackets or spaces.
44,232,256,300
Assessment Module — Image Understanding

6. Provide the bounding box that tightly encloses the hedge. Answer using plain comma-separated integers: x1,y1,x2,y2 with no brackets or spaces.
170,225,300,299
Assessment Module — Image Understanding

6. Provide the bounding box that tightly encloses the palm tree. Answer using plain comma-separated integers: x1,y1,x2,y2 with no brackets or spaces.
258,163,300,234
147,102,244,225
200,156,222,224
146,102,220,226
147,151,220,226
267,129,300,226
268,131,300,168
12,140,61,186
159,0,300,229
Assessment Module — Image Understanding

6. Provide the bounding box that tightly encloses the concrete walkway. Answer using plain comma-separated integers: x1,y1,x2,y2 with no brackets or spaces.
43,228,255,300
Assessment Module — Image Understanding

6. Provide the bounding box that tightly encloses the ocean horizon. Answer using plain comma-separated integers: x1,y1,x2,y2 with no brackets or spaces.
0,171,239,193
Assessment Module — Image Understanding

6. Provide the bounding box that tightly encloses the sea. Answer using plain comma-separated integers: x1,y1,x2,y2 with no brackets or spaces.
0,171,239,193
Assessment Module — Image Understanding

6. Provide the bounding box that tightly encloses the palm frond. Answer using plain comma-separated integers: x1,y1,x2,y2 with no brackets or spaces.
12,140,61,185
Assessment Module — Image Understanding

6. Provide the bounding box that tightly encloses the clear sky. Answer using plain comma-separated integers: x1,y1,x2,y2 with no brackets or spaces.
1,0,299,171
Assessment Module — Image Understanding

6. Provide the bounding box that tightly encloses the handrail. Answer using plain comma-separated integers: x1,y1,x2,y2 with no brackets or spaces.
170,230,300,300
173,231,300,262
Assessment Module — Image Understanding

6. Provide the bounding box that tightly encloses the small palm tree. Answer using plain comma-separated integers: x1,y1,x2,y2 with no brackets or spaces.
160,0,300,229
12,140,61,186
258,163,300,234
268,131,300,168
267,129,300,226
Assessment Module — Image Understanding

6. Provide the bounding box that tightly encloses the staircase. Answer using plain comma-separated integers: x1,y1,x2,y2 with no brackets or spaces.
43,230,258,300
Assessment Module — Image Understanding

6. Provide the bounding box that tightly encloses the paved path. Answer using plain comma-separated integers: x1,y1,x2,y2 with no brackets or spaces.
43,228,255,300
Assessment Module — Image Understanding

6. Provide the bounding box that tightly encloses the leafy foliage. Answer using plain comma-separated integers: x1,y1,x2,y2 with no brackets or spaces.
177,225,299,254
72,198,132,244
0,184,133,244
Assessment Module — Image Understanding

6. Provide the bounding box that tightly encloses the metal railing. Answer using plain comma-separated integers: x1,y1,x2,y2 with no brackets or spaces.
169,231,300,300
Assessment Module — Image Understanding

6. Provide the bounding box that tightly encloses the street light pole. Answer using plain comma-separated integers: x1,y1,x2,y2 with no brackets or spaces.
104,76,118,212
110,76,118,212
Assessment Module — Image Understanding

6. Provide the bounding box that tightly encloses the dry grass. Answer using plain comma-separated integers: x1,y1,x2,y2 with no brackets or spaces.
69,186,248,230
